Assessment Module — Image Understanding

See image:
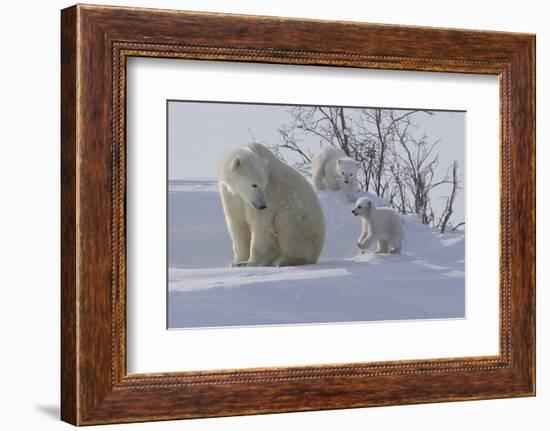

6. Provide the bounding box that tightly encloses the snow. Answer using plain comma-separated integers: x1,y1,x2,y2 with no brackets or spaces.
168,179,465,328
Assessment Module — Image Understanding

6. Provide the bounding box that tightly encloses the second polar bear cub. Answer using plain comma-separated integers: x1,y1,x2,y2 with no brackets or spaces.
352,197,404,254
311,147,360,202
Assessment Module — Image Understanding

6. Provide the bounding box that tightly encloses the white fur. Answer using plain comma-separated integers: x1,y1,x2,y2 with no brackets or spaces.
352,197,404,254
311,147,360,202
219,142,326,267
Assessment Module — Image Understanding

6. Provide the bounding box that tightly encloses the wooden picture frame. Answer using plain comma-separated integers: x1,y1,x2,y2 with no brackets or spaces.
61,4,535,425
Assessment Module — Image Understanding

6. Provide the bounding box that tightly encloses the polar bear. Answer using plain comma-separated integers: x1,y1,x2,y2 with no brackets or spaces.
311,147,360,202
352,197,403,254
219,142,325,267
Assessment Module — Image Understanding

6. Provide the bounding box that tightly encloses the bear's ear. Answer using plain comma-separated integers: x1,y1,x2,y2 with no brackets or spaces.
337,159,342,165
231,157,241,170
366,201,373,210
261,158,269,169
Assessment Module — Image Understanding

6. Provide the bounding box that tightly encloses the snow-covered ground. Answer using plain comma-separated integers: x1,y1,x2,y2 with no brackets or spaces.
168,179,465,328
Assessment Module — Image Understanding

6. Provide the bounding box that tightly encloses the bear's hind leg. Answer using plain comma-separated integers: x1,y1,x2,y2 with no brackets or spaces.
376,239,390,254
389,241,402,254
389,237,403,254
274,210,323,266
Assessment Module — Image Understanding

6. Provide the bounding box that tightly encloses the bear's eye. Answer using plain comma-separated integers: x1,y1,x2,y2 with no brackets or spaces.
358,206,362,209
251,184,258,188
350,173,353,176
341,172,345,175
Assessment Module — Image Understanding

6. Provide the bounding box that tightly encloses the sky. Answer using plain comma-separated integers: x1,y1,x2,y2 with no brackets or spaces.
168,101,465,223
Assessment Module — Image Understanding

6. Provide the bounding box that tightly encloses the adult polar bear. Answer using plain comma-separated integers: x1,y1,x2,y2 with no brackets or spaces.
219,142,325,267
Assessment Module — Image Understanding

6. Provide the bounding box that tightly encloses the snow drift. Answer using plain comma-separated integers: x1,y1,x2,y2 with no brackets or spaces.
168,179,465,328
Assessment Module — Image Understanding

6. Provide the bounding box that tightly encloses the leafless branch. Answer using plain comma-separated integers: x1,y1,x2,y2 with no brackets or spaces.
272,106,461,229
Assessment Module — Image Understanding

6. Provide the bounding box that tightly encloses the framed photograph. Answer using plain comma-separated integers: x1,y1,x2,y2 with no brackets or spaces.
61,4,535,425
164,100,466,330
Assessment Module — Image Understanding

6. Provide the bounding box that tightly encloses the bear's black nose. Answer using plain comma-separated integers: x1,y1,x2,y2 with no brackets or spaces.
344,181,349,184
259,205,267,210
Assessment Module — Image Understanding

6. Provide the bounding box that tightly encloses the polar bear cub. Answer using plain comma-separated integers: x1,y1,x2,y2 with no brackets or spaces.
311,147,360,202
219,142,325,267
352,197,404,254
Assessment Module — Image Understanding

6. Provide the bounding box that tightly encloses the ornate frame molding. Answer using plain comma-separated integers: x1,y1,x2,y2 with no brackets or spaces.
61,5,535,425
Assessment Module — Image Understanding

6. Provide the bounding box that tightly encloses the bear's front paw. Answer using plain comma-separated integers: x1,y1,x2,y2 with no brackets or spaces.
230,261,249,268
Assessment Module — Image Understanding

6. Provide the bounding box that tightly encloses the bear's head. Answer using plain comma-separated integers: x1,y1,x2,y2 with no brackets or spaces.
352,197,375,217
336,158,360,185
227,151,270,211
